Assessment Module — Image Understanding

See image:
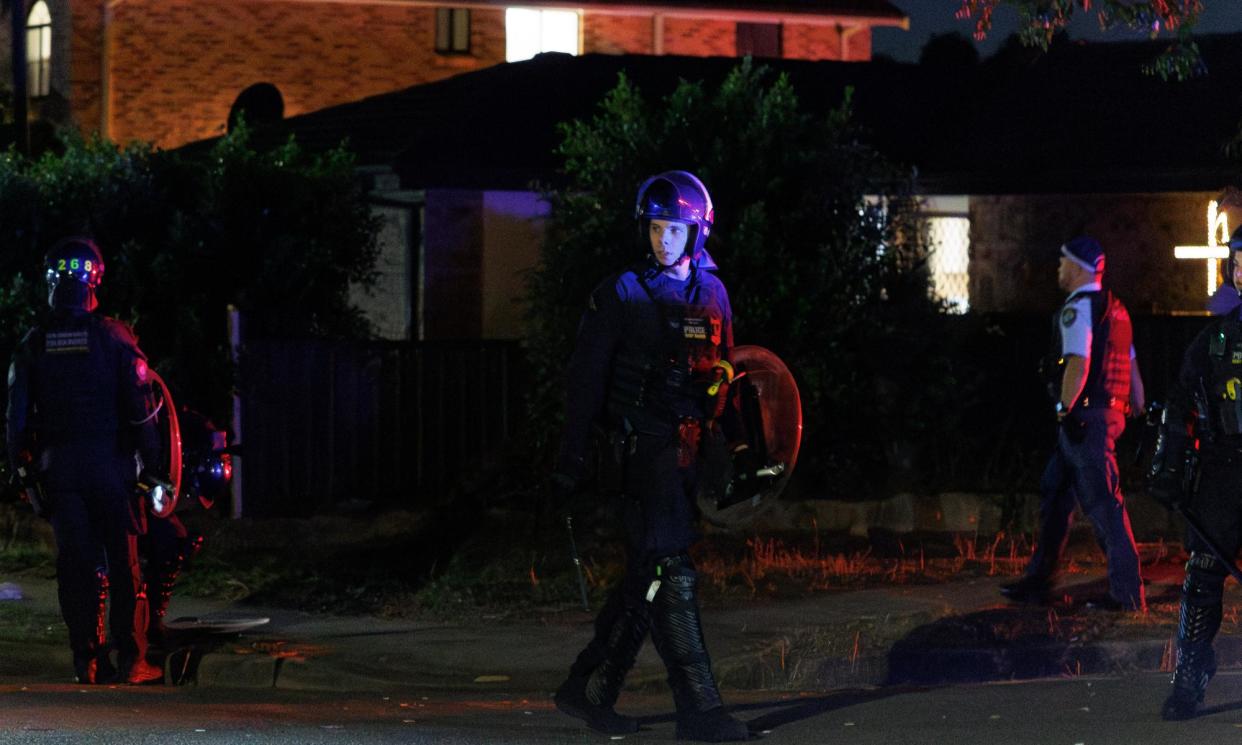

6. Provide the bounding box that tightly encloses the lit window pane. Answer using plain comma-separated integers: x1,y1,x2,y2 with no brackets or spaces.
506,9,541,62
27,1,50,26
26,1,51,98
928,216,970,314
541,10,578,55
506,8,578,62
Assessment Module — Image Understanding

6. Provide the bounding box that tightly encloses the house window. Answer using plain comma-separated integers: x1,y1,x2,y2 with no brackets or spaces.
436,8,471,54
505,8,579,62
26,0,52,98
928,215,971,314
736,22,782,58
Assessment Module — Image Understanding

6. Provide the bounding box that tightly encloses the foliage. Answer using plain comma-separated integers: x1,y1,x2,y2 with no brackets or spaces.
0,122,380,424
524,60,957,497
956,0,1206,80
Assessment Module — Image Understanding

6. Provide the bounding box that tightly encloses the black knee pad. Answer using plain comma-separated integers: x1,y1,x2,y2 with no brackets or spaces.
650,554,697,604
1184,552,1227,608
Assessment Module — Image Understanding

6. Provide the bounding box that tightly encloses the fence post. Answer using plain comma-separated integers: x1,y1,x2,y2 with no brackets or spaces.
228,305,244,519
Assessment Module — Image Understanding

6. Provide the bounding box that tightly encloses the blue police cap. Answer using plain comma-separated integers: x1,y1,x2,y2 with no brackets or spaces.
1060,236,1104,274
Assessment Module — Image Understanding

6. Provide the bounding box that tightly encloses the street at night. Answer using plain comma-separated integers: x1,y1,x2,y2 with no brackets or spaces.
7,1,1242,743
6,675,1242,744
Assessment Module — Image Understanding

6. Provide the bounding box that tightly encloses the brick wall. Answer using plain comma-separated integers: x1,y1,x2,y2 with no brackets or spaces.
69,0,102,132
784,23,871,62
582,15,873,62
100,1,506,148
583,13,653,55
663,18,735,57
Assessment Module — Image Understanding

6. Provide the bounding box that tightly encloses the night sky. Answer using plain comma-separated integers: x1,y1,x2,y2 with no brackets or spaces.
872,1,1242,63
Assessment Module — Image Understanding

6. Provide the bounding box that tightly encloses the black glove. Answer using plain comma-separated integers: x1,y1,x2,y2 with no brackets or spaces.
730,444,763,479
137,470,176,518
726,444,769,504
1059,408,1087,444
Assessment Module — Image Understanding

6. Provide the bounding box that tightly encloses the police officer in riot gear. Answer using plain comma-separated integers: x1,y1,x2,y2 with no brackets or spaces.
1000,236,1147,611
552,171,749,742
1150,227,1242,720
6,237,164,684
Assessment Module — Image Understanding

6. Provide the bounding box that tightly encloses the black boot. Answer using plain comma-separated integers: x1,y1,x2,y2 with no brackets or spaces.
555,676,641,735
649,556,748,743
147,558,181,648
1162,556,1223,721
556,590,648,734
71,566,114,684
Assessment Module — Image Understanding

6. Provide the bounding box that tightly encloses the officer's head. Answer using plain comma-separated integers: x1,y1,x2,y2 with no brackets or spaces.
635,171,716,269
1228,226,1242,297
1057,236,1104,293
45,236,105,311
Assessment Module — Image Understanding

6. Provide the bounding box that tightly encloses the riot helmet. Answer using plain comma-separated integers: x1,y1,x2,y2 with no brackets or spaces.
45,236,105,311
635,171,717,269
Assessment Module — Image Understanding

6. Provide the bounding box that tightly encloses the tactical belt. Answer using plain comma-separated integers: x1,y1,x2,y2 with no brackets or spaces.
1080,396,1130,416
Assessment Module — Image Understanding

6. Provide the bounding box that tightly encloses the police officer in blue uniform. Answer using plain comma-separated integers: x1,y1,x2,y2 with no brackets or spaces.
552,172,749,742
1150,227,1242,719
6,237,164,684
1001,236,1146,611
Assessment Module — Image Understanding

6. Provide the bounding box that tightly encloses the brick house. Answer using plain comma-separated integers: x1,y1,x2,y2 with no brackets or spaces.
0,0,905,149
218,37,1242,344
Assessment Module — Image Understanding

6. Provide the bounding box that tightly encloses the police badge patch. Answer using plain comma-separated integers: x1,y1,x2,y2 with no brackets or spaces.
1061,307,1077,327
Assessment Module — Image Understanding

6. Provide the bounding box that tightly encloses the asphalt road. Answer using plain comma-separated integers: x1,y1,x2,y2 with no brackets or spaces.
4,672,1242,744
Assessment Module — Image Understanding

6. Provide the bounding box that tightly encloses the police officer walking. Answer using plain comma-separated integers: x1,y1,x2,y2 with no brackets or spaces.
1150,227,1242,720
6,237,164,684
1001,236,1147,611
551,171,749,742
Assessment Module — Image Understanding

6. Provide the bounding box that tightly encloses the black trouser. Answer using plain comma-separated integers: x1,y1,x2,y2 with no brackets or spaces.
139,512,190,633
569,421,724,713
1025,408,1144,607
45,443,147,669
1169,452,1242,701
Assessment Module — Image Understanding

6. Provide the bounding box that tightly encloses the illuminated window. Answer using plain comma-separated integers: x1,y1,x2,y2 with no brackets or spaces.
26,0,51,99
436,8,471,54
505,8,579,62
926,203,970,313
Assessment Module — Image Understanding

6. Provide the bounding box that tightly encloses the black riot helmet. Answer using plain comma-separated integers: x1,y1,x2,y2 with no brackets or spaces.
45,236,105,311
635,170,717,269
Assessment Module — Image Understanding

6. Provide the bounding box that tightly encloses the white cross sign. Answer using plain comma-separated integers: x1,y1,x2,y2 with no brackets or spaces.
1175,200,1230,296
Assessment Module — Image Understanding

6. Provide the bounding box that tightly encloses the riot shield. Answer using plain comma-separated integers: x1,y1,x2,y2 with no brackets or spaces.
698,345,801,528
143,370,183,518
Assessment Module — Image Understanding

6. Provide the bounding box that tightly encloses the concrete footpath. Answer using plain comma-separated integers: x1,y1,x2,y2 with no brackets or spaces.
5,559,1242,695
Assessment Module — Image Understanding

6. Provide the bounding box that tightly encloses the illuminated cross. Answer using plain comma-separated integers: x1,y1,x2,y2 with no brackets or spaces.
1175,200,1230,296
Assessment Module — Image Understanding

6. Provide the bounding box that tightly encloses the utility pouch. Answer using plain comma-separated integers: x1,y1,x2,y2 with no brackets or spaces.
593,423,633,498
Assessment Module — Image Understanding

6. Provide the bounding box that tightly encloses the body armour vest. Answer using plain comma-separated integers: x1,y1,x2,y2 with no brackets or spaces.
606,264,731,423
21,311,133,444
1204,316,1242,436
1057,289,1131,408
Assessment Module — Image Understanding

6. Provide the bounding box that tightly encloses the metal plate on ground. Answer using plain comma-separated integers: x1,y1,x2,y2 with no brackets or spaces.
164,616,270,634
